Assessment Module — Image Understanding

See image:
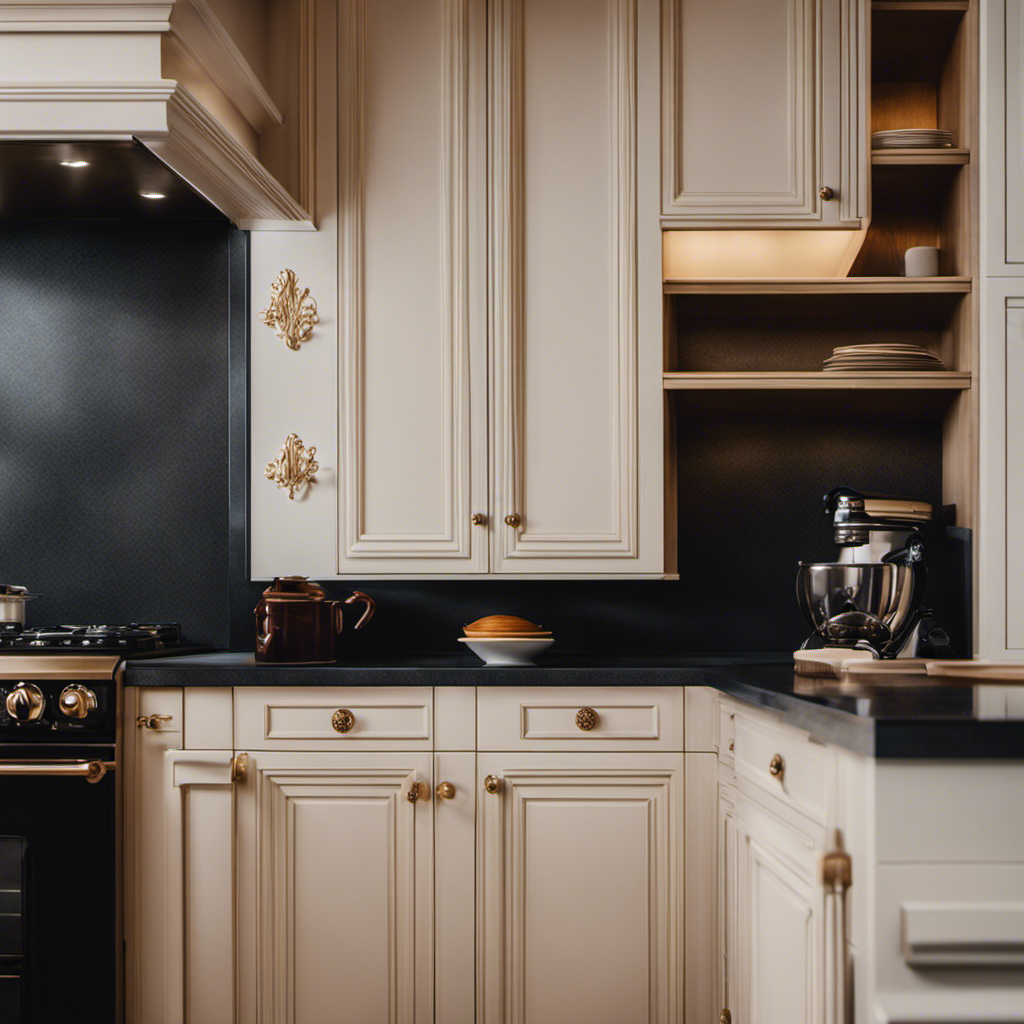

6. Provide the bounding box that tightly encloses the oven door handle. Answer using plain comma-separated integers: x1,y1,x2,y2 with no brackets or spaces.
0,759,116,783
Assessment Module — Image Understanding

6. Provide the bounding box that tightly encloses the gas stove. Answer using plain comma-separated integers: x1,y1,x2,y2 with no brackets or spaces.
0,621,184,652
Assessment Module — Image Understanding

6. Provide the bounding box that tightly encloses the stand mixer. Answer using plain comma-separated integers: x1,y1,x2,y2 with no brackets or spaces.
796,487,954,659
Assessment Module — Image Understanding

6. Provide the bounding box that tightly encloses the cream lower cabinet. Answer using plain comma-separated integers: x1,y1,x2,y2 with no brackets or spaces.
711,698,856,1024
477,754,684,1023
127,685,688,1024
234,752,435,1023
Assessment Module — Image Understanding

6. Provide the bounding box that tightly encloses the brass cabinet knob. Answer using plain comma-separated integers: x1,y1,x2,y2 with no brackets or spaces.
769,753,785,779
231,752,249,784
59,684,97,720
484,774,503,794
332,709,355,733
136,714,173,730
504,513,521,528
6,683,44,722
819,185,836,201
471,512,487,526
436,781,456,800
575,707,598,731
720,1010,732,1024
407,781,423,803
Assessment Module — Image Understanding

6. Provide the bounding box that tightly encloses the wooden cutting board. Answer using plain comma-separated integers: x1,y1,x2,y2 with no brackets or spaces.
926,661,1024,682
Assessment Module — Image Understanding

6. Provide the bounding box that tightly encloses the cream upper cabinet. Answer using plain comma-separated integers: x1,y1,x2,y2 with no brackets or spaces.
488,0,663,571
661,0,866,226
251,0,663,578
477,752,684,1023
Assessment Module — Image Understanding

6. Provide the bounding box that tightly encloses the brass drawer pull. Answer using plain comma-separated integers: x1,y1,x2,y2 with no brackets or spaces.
484,774,502,794
332,708,355,733
575,707,598,731
769,753,785,779
436,781,456,800
136,714,173,731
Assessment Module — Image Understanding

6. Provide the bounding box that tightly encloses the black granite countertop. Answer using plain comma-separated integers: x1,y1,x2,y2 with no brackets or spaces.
124,651,1024,759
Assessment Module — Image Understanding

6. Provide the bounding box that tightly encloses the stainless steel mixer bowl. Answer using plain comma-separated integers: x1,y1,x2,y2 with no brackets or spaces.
795,562,918,643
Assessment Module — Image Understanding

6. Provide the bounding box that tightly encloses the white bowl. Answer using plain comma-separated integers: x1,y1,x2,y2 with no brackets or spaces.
458,637,554,666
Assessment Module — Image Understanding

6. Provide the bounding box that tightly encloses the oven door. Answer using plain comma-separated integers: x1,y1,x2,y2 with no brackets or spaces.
0,745,116,1024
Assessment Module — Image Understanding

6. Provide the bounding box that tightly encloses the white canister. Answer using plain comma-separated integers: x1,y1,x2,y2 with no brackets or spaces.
904,246,940,277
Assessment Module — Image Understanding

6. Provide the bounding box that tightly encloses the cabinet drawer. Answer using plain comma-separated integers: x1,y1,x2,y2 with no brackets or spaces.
234,687,433,750
733,711,830,824
477,687,684,751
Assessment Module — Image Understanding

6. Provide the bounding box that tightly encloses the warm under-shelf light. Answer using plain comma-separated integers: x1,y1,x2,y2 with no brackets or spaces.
663,228,868,280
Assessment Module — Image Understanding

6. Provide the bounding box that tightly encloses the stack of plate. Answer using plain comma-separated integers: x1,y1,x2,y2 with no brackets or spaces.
871,128,953,149
459,615,554,665
822,343,947,372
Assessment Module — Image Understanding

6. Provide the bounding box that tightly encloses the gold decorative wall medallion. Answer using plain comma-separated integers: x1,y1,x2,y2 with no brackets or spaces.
266,433,319,499
260,269,319,350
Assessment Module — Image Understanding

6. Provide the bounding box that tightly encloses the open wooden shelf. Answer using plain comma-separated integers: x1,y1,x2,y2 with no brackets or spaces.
664,371,971,420
663,277,970,295
871,147,969,164
663,277,971,329
663,371,972,389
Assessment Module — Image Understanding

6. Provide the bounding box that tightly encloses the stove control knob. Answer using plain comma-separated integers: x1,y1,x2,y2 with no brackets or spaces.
58,684,98,720
6,683,45,722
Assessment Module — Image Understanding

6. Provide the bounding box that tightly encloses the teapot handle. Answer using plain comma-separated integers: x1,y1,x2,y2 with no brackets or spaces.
254,599,274,654
345,591,375,630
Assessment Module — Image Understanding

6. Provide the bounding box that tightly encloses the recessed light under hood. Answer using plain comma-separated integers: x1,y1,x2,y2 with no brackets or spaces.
0,140,226,220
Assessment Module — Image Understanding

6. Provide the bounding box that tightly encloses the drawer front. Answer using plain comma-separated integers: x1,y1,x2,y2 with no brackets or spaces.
477,687,684,751
234,687,433,750
733,710,830,824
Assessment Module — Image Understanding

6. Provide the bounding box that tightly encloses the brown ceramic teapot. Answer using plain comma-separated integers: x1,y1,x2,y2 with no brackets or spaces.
254,576,375,663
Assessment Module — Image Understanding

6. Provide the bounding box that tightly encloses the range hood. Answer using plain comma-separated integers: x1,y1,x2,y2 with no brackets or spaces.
0,0,314,229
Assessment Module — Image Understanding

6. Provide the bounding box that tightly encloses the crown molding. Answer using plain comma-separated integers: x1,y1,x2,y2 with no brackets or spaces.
0,2,172,31
166,0,282,132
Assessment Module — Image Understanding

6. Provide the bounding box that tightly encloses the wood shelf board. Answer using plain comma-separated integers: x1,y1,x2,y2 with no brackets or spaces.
663,371,972,391
663,277,971,295
871,148,969,164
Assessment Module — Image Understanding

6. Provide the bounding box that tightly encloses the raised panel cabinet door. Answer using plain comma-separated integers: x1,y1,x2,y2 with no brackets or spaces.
337,0,488,573
477,753,683,1024
662,0,865,226
733,792,826,1024
489,0,663,573
980,286,1024,658
235,751,433,1024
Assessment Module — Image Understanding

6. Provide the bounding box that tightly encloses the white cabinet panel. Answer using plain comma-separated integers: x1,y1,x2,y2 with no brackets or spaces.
478,753,683,1023
337,0,488,573
236,752,434,1023
489,0,662,572
979,285,1024,657
662,0,864,226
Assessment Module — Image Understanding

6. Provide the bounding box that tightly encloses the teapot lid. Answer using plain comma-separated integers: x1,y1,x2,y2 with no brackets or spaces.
262,576,327,601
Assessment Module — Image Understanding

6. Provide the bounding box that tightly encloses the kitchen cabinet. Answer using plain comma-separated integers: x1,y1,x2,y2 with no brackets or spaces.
250,0,663,578
709,698,851,1024
126,684,687,1023
981,0,1023,664
477,753,683,1022
661,0,866,226
234,751,434,1023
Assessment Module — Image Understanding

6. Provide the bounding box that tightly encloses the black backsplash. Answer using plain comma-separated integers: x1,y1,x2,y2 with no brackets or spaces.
0,222,964,656
0,222,243,648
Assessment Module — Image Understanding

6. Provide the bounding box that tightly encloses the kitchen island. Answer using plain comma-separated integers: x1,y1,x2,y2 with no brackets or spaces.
123,655,1024,1024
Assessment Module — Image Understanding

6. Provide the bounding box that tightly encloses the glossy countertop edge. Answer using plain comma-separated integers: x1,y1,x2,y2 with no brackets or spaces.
122,651,1024,759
